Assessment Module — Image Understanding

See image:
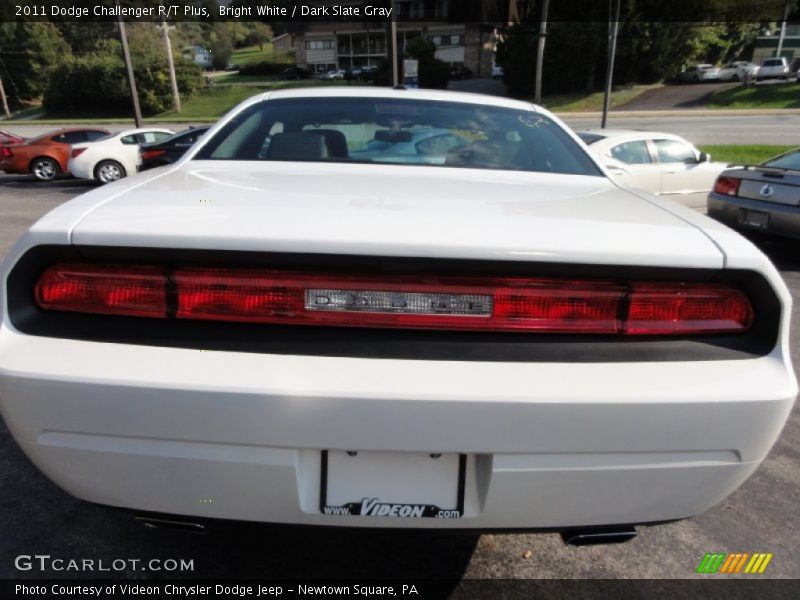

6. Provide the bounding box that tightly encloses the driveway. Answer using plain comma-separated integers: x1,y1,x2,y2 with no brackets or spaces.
619,82,737,110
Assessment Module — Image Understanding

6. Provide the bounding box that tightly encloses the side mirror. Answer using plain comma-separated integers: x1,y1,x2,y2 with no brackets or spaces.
698,152,710,163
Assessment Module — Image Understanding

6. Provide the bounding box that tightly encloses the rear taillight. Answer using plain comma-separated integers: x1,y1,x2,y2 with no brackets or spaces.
33,263,753,335
141,149,166,161
35,264,167,318
1,147,11,158
714,176,741,196
70,148,87,159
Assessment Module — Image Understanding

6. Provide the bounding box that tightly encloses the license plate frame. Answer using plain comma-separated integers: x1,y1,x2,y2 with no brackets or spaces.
319,450,467,519
741,209,770,229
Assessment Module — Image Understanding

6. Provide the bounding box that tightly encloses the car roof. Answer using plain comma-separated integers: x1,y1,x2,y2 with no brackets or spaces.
579,129,689,147
262,86,538,112
113,127,174,136
50,127,109,134
144,126,210,145
26,127,110,143
581,128,681,138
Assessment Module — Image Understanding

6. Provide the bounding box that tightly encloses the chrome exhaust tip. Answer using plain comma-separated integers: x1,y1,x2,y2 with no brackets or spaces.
134,516,207,534
562,526,637,546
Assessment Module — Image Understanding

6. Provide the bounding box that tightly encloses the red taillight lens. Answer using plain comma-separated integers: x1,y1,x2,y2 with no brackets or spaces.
626,283,752,334
141,149,166,161
33,263,754,336
714,176,741,196
173,269,625,333
35,264,167,318
1,147,11,158
70,148,87,159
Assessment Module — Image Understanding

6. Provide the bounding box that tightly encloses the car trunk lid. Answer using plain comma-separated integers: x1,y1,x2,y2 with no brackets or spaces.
69,162,724,269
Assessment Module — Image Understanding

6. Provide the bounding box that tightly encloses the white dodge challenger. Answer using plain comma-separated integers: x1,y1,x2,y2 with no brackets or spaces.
0,88,796,539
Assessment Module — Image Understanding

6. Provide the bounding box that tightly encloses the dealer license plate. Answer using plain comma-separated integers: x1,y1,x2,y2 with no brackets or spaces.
741,209,770,229
320,450,465,519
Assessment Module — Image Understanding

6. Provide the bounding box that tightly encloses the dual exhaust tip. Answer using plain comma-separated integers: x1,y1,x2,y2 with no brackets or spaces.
562,526,637,546
135,515,637,546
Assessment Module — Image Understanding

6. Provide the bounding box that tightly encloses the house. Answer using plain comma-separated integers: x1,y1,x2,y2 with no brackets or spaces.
182,45,213,69
272,33,295,52
752,25,800,63
293,0,510,77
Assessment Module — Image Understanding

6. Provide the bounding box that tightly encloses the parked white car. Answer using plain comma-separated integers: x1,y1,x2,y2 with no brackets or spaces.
320,69,346,80
717,61,759,82
0,89,794,536
68,128,174,184
678,64,720,82
757,57,792,81
577,129,730,209
491,64,504,79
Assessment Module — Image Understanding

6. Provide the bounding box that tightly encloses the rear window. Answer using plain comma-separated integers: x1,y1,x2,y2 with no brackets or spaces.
194,97,603,177
763,149,800,171
763,59,783,67
576,132,606,145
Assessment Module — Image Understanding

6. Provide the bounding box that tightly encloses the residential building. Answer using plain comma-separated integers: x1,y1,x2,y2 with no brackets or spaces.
294,0,510,77
753,25,800,63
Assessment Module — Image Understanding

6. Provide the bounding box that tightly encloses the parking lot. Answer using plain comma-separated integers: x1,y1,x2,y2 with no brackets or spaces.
0,170,798,582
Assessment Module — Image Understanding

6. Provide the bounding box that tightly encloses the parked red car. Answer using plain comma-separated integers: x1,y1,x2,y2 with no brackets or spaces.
0,127,110,181
0,129,25,147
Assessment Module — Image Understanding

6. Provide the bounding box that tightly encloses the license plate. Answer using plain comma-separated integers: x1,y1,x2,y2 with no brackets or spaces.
320,450,465,519
741,209,770,229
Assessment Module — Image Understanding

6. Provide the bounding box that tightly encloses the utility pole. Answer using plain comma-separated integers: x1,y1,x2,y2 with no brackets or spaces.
0,76,10,118
117,8,142,127
390,0,399,86
161,19,181,112
601,0,621,129
777,2,790,57
534,0,549,104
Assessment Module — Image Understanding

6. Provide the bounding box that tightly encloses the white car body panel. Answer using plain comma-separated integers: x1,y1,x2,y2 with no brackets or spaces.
67,128,173,182
580,129,729,209
68,162,724,269
717,62,759,81
0,88,795,530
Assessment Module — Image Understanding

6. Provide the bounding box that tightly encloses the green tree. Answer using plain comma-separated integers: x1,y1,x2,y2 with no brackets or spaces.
44,35,201,116
405,38,449,89
209,23,234,70
243,22,272,50
0,22,71,103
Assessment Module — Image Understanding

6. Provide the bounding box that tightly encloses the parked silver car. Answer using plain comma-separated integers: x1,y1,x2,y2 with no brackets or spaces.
756,57,792,81
717,61,759,82
678,64,720,83
708,147,800,239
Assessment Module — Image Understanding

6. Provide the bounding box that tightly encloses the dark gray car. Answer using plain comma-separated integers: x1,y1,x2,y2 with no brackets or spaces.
707,148,800,240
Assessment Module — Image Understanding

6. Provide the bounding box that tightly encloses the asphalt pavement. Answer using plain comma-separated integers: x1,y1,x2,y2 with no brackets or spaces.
560,113,800,145
0,173,798,582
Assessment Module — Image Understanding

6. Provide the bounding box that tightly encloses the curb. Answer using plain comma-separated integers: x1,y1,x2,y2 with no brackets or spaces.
555,109,800,118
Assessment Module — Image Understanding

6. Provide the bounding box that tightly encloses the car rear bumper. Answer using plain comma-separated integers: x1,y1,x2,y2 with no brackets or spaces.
708,192,800,239
0,328,795,529
66,160,93,181
0,160,24,174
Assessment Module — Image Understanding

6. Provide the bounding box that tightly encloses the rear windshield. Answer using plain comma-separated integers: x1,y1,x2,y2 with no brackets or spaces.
194,97,603,177
576,132,606,145
763,59,783,67
763,149,800,171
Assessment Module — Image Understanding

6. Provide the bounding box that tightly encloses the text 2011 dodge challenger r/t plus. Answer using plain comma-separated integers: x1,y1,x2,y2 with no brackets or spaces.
0,89,796,540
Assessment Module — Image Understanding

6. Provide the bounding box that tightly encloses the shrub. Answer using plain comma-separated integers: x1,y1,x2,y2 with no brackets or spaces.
404,38,450,89
238,61,292,77
44,49,202,116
